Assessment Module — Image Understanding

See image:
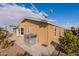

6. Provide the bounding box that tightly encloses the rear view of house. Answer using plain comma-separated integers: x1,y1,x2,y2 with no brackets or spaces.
11,18,64,46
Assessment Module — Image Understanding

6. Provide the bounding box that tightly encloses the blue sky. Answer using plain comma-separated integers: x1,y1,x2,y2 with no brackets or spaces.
0,3,79,28
16,3,79,28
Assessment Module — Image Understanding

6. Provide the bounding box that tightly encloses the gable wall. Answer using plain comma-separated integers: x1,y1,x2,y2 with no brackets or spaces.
19,19,48,45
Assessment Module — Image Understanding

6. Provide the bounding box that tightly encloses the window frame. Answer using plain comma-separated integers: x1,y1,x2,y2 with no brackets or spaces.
20,28,24,35
16,27,25,36
20,27,24,36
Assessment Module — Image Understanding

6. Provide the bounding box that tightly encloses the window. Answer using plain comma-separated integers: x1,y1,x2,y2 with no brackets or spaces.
13,28,16,32
17,27,24,36
21,28,24,35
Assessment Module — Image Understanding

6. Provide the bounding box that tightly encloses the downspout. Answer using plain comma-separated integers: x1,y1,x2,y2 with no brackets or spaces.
47,23,49,45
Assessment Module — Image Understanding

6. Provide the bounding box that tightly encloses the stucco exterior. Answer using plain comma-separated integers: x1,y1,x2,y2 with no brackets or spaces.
13,19,64,46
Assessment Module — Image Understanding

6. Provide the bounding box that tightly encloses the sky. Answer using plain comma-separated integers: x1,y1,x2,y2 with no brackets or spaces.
0,3,79,28
16,3,79,28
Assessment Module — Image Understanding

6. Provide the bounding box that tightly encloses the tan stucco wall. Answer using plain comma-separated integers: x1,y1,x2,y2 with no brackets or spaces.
15,19,64,45
47,24,64,45
19,19,48,45
47,24,55,45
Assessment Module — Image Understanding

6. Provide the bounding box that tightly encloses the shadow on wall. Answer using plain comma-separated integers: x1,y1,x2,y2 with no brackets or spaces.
21,19,48,28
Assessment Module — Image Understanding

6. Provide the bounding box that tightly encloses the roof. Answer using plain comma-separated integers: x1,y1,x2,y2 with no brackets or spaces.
17,17,64,29
17,16,53,26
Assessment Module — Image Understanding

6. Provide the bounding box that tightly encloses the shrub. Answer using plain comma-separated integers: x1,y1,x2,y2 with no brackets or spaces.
59,29,79,55
0,28,7,42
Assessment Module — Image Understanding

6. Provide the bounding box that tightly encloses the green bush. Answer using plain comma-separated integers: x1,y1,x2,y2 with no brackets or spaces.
59,30,79,55
0,28,7,42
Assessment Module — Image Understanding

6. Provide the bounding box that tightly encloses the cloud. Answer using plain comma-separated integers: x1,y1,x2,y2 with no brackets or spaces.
0,3,31,26
62,22,73,29
0,3,47,27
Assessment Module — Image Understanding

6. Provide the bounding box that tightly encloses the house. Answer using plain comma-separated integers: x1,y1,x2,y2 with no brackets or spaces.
2,8,64,46
5,18,64,46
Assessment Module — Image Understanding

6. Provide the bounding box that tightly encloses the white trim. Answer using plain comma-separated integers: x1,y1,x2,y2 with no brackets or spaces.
16,29,19,36
16,27,25,36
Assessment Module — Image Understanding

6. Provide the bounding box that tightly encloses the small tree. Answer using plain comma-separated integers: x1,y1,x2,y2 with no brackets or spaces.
0,28,7,42
59,29,79,55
